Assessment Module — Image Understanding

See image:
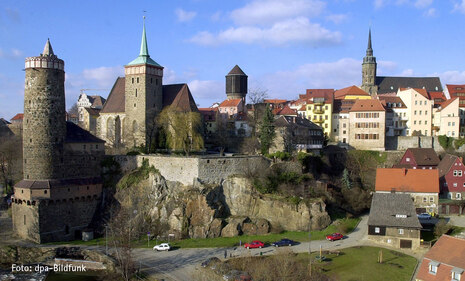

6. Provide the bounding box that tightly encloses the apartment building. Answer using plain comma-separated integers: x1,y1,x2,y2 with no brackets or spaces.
432,98,460,137
397,88,433,136
379,95,408,136
446,84,465,137
348,99,386,151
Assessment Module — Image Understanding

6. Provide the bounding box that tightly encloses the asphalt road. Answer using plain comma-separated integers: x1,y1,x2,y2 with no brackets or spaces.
133,215,369,281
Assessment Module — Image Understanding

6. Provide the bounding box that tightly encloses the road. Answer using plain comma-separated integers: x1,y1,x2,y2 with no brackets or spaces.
133,215,369,281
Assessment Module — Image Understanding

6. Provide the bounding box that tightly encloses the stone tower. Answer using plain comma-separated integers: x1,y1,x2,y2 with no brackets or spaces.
226,65,248,100
125,18,163,147
23,39,66,180
361,29,378,96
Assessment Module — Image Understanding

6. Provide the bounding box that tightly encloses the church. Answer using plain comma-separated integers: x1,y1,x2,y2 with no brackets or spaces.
97,19,198,150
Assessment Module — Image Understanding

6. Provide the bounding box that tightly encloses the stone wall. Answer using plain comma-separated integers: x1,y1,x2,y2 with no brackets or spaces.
368,228,420,250
112,155,271,186
385,136,465,153
63,143,105,179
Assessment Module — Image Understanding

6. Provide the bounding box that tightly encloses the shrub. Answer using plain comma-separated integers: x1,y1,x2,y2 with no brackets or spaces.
434,219,451,237
126,150,140,155
439,135,451,150
455,138,465,149
288,196,302,206
117,159,159,190
266,151,292,161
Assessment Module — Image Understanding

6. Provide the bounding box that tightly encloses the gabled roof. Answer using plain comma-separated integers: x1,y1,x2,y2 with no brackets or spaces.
429,91,446,101
376,76,443,94
405,148,440,166
163,84,198,112
85,108,101,116
334,85,370,99
368,193,422,229
378,96,407,109
417,235,465,281
375,168,439,193
273,105,297,116
264,99,287,104
349,99,385,112
437,97,458,112
227,65,247,76
399,87,430,99
0,118,11,125
305,89,334,100
437,154,460,178
127,21,161,67
65,121,105,143
274,115,321,130
101,77,125,113
90,95,106,108
219,99,242,107
446,84,465,93
11,113,23,121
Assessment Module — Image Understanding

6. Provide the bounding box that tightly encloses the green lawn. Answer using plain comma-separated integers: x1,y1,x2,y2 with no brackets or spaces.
299,246,418,281
140,217,360,248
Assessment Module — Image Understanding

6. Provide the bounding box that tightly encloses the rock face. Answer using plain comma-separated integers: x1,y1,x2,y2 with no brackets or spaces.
116,172,331,239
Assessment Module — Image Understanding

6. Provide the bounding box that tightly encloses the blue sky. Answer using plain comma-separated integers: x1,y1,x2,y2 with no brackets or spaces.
1,0,465,119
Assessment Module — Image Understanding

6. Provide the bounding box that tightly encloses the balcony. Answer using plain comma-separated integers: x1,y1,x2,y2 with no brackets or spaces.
313,119,324,124
313,108,325,114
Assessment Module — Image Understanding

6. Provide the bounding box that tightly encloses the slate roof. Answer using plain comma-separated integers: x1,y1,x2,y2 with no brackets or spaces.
375,168,439,193
0,118,11,125
406,148,440,166
378,96,407,109
85,108,101,116
417,235,465,281
368,193,422,229
89,95,106,108
162,84,198,112
349,99,385,112
334,85,370,99
376,76,443,94
227,65,247,76
437,154,459,178
274,115,321,130
101,77,125,113
65,121,105,143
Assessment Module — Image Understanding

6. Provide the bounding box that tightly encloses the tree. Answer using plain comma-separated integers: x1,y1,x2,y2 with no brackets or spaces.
248,87,269,105
259,105,275,155
157,107,204,155
68,102,78,116
0,135,22,195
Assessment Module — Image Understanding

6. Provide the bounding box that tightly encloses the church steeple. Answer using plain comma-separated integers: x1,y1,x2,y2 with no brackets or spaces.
127,16,161,67
361,28,377,96
139,17,149,57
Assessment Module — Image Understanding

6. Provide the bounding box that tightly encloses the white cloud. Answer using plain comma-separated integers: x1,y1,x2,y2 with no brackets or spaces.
399,69,415,76
188,80,223,99
453,0,465,14
423,7,436,17
0,48,22,59
432,70,465,84
175,8,197,22
414,0,433,9
326,14,349,24
374,0,386,9
189,17,341,46
230,0,325,26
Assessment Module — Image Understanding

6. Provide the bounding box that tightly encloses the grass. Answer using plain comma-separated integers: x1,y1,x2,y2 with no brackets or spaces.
300,246,417,281
139,217,360,249
45,237,107,246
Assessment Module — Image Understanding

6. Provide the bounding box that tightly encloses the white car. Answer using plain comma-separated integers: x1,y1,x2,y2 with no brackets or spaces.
153,243,170,251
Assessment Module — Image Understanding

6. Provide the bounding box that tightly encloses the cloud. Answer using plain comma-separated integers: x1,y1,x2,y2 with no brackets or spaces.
375,0,434,9
189,17,342,46
230,0,325,26
188,80,223,99
399,69,415,76
175,8,197,22
0,48,23,59
432,70,465,84
423,7,436,17
453,0,465,14
326,14,349,24
414,0,433,9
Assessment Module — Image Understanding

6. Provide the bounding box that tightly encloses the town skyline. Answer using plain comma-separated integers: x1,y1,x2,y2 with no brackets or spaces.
1,0,465,119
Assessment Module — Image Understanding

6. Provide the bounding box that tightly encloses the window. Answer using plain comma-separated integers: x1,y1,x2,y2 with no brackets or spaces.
452,271,461,281
137,77,139,83
414,110,417,115
406,157,410,162
454,170,458,176
419,121,422,125
398,229,404,235
415,101,418,105
425,111,428,115
423,197,427,202
429,263,438,274
459,170,463,177
454,183,458,187
430,197,434,203
457,193,462,200
420,101,422,105
375,227,380,233
414,121,417,125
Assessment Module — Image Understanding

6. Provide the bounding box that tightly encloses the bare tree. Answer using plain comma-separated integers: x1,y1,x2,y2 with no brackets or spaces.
68,102,79,116
0,135,22,194
248,87,269,105
157,107,204,156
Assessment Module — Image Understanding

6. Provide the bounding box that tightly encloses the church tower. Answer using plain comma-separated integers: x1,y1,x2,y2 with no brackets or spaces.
125,17,163,147
226,65,248,100
361,29,378,96
23,39,66,180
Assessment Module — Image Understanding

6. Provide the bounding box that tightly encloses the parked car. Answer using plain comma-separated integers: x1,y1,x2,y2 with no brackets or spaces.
417,213,432,220
153,243,171,251
244,240,264,249
326,233,344,241
201,257,220,268
271,238,296,247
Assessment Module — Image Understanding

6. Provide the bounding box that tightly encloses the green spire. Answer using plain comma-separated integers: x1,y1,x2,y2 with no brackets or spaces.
127,16,161,67
139,17,149,57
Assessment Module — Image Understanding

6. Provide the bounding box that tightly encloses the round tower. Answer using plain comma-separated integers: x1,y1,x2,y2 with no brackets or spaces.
226,65,248,100
23,39,66,180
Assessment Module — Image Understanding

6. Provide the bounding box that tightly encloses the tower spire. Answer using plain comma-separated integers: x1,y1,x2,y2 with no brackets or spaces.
139,16,149,57
42,38,54,56
366,28,373,56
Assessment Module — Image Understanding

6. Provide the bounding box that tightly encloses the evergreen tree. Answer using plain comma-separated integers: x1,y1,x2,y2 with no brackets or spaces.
259,105,275,155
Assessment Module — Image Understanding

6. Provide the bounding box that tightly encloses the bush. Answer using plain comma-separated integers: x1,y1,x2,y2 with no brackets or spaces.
434,219,451,237
438,135,454,150
117,159,159,190
266,151,291,161
455,138,465,149
126,150,140,155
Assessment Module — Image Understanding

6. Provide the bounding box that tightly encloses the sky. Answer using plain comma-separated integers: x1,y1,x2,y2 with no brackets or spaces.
1,0,465,119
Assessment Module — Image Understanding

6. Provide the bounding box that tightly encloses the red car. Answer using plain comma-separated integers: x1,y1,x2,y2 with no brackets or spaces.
244,240,264,249
326,233,344,241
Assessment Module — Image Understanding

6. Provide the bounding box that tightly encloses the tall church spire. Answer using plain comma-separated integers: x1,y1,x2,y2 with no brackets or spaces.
366,28,373,56
139,16,149,57
361,28,377,96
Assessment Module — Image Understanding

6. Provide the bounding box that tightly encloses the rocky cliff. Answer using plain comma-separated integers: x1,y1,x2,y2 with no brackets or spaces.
116,171,331,239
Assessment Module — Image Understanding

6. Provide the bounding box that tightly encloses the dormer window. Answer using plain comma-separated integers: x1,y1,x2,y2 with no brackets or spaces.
452,267,463,280
429,261,439,274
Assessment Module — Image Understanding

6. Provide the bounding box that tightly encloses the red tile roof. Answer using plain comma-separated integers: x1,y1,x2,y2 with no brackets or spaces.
273,105,297,116
219,99,242,107
429,91,446,101
298,105,306,111
264,99,287,104
349,99,385,112
375,168,439,193
437,98,457,112
446,84,465,94
400,87,430,99
417,235,465,281
11,113,24,120
304,89,334,100
334,86,370,99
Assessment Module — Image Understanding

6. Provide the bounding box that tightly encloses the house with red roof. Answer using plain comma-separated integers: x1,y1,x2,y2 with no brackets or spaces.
438,154,465,201
10,113,23,124
218,98,245,119
396,148,440,170
416,235,465,281
447,84,465,137
375,168,440,214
